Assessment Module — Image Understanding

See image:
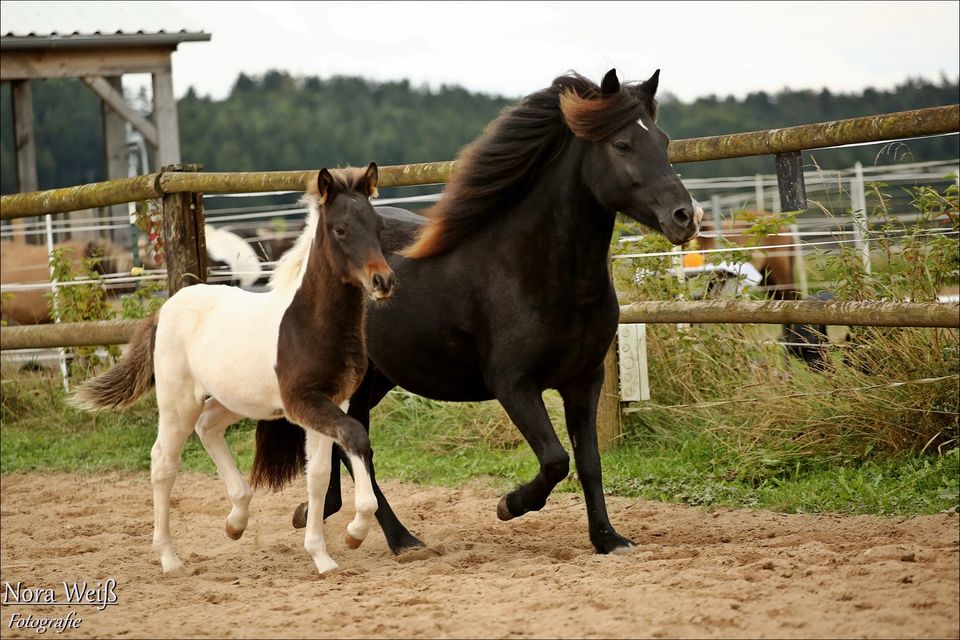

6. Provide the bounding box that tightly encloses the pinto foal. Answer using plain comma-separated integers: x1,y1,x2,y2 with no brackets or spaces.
72,164,393,576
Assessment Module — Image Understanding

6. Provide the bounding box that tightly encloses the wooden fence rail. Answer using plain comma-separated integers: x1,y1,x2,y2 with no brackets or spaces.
3,301,956,351
2,105,957,220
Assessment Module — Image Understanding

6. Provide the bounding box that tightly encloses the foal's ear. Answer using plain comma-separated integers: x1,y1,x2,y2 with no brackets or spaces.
640,69,660,97
362,162,379,198
316,168,335,204
600,69,620,95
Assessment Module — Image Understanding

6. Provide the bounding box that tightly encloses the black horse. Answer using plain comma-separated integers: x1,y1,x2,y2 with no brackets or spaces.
253,69,701,555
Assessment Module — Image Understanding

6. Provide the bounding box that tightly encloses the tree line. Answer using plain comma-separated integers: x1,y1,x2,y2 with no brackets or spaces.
1,70,957,195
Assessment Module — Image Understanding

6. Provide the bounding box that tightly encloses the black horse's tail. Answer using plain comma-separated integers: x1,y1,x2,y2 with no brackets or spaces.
250,418,306,491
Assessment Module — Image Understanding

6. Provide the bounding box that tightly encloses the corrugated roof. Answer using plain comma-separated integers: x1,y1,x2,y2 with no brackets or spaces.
0,1,209,44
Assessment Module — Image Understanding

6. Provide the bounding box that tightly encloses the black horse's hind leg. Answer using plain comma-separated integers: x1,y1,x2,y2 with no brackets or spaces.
559,367,635,554
494,379,570,520
294,366,425,554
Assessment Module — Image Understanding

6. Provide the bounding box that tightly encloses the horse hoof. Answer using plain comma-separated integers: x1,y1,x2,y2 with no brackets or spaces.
344,533,363,549
496,496,515,521
225,523,244,540
594,533,637,555
163,564,191,578
388,533,426,555
292,503,308,529
395,545,442,564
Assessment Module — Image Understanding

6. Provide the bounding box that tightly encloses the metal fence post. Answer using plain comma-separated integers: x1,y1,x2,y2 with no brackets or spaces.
850,161,871,274
161,163,207,295
775,151,807,213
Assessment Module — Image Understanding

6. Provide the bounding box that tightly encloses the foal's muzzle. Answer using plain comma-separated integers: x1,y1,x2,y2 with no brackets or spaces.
364,260,395,300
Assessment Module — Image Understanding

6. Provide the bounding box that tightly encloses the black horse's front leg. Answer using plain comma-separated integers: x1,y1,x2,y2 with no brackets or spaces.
493,379,570,520
559,367,635,554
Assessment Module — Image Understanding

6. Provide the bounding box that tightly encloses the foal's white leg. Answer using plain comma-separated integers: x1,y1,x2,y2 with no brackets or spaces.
331,400,377,549
304,429,338,574
194,398,251,540
344,451,379,549
151,398,202,577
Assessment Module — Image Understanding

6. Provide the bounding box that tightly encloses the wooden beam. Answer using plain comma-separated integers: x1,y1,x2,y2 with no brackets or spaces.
618,300,960,329
98,76,133,246
152,68,180,167
0,47,172,81
10,80,37,243
0,319,143,350
83,75,159,146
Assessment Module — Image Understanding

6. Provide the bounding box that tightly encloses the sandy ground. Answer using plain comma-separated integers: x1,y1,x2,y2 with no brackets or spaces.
0,472,957,639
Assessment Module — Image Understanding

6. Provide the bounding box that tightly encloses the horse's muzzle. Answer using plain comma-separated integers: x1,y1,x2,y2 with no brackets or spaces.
370,270,396,300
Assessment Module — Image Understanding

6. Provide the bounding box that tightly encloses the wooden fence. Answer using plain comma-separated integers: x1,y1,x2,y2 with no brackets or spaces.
2,104,958,447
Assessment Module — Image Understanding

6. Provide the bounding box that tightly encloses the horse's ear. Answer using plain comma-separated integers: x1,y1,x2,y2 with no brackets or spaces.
363,162,379,198
600,69,620,95
316,168,335,204
640,69,660,97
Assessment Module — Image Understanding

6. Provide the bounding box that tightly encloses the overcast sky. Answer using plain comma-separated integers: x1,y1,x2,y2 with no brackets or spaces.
3,1,959,102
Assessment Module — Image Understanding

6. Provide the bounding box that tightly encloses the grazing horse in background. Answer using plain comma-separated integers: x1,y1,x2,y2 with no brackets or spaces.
0,239,133,325
687,216,800,301
72,164,394,576
255,69,702,555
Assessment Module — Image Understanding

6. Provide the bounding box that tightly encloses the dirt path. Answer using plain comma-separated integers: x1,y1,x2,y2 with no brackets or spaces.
0,473,957,639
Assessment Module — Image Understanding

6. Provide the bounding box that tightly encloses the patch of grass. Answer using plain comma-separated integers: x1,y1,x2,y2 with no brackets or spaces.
1,370,957,516
368,389,959,516
0,370,255,474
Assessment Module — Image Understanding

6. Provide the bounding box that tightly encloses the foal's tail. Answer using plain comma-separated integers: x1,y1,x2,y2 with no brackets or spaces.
250,418,306,491
70,315,159,411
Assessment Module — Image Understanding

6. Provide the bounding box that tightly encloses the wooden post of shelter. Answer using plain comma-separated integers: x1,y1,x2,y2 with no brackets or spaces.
0,24,210,247
161,164,207,295
10,79,37,243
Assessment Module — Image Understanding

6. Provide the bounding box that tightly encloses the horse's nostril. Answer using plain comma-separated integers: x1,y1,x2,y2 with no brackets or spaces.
373,273,385,291
672,208,692,227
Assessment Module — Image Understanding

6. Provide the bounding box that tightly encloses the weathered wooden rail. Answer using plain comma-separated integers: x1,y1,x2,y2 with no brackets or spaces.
2,103,958,448
2,105,956,219
2,300,957,351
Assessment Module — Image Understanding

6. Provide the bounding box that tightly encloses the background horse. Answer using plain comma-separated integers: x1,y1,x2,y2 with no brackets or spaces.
687,215,799,300
72,164,394,576
255,69,702,556
685,216,835,368
138,225,266,289
0,239,133,325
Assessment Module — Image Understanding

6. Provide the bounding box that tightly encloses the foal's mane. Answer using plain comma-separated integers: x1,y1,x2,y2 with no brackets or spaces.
269,167,372,291
402,72,658,259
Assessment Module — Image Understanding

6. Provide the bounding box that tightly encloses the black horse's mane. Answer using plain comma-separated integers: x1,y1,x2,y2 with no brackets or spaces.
402,73,657,259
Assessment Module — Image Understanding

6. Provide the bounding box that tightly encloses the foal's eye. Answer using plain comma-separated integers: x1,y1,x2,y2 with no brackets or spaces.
613,141,632,153
333,226,347,238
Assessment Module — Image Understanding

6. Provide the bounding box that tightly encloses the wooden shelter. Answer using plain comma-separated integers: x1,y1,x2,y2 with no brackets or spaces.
0,3,209,241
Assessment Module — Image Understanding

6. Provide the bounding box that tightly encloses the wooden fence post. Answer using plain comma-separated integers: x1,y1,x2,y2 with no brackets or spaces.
596,341,623,451
596,256,622,451
161,164,206,295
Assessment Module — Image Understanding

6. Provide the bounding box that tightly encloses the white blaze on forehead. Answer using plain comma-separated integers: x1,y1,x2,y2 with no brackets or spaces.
636,117,649,132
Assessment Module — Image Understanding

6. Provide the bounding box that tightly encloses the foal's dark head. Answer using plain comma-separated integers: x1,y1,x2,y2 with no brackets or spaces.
314,163,395,300
562,69,701,245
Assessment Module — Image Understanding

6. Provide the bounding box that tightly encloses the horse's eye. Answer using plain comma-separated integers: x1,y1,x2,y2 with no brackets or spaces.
334,226,347,238
613,141,632,153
